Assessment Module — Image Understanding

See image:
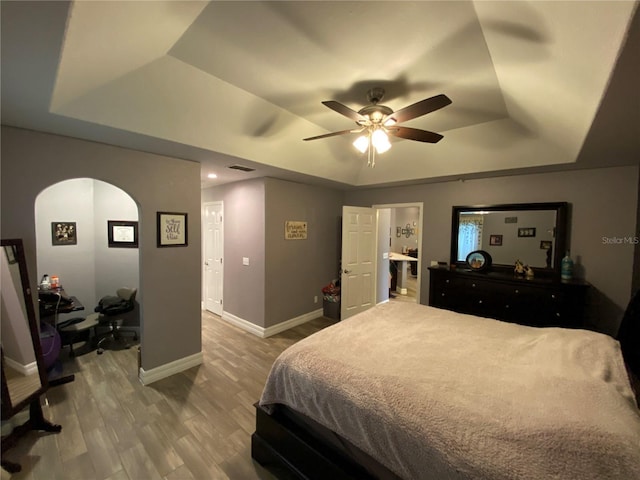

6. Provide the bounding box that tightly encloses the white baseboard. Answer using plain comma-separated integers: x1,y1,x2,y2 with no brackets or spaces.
138,351,203,386
4,357,38,376
221,308,323,338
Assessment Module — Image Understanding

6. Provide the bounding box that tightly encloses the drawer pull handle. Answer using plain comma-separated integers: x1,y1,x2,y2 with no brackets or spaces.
551,294,556,299
445,279,449,283
441,293,445,297
515,289,519,294
472,283,476,288
478,300,483,304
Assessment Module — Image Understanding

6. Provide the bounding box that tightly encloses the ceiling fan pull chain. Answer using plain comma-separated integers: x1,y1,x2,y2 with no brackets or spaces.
369,140,376,168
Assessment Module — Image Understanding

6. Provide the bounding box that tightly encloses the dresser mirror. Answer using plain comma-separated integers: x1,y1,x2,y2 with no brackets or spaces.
450,202,568,275
1,238,48,420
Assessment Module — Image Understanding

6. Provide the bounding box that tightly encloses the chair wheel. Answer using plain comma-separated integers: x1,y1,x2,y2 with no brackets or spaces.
97,348,104,355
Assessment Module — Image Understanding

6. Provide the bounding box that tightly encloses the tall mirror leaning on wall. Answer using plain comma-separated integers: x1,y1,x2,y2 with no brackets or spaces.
1,238,61,474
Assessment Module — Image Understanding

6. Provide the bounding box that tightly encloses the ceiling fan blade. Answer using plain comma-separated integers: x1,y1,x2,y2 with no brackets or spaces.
303,128,361,141
322,101,367,122
388,126,444,143
386,94,452,124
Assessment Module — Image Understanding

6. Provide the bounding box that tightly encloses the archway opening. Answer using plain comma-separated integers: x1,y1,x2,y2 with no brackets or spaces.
34,178,140,362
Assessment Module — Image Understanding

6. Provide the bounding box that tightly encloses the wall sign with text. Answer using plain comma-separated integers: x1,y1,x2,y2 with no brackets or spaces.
285,221,307,240
157,212,188,247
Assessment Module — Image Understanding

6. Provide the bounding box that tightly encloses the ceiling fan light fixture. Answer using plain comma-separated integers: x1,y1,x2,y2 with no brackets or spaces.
372,129,391,154
353,135,369,153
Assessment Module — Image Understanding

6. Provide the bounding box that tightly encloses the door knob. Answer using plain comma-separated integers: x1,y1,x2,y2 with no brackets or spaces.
343,269,351,274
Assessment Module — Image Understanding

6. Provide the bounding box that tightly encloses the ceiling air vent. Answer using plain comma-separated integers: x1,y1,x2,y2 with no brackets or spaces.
228,164,255,172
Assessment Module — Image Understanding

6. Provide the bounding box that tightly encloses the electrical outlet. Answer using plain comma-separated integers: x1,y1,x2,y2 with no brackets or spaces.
314,295,318,303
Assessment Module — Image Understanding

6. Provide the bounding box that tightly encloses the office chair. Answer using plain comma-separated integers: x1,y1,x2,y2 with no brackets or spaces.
86,287,138,354
57,316,99,357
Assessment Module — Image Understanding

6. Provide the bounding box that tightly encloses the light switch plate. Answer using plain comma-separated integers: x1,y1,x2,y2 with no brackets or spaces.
242,257,250,266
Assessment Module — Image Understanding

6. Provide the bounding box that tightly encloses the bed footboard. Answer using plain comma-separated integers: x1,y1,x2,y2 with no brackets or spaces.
252,403,398,480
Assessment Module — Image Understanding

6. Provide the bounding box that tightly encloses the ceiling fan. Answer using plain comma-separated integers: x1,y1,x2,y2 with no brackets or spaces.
303,87,452,167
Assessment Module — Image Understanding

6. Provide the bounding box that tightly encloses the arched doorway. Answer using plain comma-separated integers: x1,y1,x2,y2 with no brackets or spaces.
34,178,140,360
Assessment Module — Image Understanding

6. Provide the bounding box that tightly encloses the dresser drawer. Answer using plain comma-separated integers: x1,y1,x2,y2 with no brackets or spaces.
428,267,588,328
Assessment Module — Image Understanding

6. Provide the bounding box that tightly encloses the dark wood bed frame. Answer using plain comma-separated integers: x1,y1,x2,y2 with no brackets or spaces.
251,403,395,480
252,290,640,479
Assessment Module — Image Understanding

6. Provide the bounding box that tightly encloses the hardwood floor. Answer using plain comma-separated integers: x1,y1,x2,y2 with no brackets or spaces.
2,312,336,480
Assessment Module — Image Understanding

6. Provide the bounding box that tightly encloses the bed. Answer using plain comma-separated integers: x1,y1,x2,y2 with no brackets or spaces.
252,293,640,480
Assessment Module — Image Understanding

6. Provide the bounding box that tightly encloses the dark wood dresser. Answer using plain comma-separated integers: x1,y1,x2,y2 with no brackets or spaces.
428,267,589,328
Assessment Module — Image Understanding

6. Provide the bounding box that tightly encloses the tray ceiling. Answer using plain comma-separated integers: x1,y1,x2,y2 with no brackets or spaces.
2,1,638,189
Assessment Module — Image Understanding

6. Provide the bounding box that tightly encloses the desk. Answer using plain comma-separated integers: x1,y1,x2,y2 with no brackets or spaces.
389,252,418,295
37,287,84,387
38,288,84,319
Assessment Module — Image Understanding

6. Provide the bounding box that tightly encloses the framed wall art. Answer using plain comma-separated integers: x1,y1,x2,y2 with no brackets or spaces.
157,212,188,247
108,220,138,248
489,234,503,246
51,222,77,246
540,240,552,250
517,227,536,238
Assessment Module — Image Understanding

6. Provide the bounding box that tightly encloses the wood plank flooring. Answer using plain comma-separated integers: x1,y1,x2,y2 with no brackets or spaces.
2,312,336,480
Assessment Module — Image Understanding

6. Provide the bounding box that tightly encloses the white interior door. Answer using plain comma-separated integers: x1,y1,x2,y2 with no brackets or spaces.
204,202,223,316
341,206,377,320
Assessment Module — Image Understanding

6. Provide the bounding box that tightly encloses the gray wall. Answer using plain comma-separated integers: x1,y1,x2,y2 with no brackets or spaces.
480,210,556,268
264,178,343,328
345,166,640,335
1,126,201,371
202,177,344,328
391,207,420,253
202,178,266,326
377,208,391,303
93,180,140,301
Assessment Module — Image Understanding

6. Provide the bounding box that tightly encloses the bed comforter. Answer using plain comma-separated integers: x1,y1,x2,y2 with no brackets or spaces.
260,302,640,480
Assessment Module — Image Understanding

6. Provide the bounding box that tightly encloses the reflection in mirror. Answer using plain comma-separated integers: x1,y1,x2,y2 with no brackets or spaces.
451,203,568,275
1,240,46,418
457,210,557,268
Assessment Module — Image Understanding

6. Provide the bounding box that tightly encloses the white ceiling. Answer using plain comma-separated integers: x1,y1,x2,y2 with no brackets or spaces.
2,1,639,190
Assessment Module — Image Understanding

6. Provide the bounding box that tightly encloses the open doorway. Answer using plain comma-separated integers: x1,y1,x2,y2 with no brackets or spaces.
34,178,140,360
374,202,422,304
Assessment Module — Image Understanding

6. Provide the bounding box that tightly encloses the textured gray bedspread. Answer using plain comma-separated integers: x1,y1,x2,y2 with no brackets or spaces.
260,302,640,480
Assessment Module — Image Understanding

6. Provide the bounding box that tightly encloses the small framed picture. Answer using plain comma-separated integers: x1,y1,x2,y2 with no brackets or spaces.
51,222,77,245
489,234,503,246
157,212,188,247
518,227,536,238
108,220,138,248
504,217,518,224
540,240,552,250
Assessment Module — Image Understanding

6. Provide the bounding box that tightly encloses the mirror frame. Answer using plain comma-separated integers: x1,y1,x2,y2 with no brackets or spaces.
450,202,568,277
1,238,49,420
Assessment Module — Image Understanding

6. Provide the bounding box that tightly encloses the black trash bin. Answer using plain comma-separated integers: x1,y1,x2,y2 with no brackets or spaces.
322,282,341,320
